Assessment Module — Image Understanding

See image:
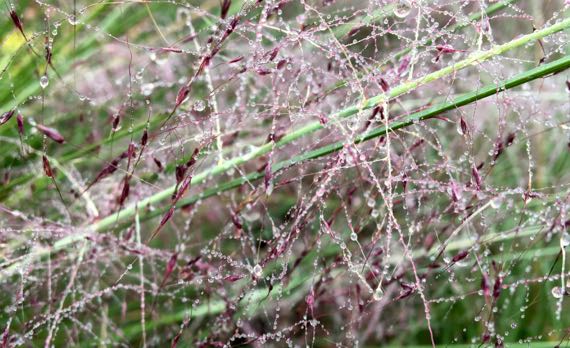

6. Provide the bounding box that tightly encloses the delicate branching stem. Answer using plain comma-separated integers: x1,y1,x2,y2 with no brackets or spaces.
92,18,570,232
3,52,565,282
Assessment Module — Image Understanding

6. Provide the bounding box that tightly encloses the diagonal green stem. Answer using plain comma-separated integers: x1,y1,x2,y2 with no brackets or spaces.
92,17,570,232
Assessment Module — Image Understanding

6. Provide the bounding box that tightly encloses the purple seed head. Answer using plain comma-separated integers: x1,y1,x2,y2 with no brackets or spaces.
0,110,15,126
37,124,65,144
16,114,24,135
9,10,23,33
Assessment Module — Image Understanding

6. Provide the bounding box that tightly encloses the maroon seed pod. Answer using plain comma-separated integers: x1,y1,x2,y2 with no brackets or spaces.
174,175,192,202
127,142,136,159
256,68,271,76
140,129,148,146
460,117,469,136
451,250,469,263
175,85,191,108
85,154,126,191
224,274,243,282
196,56,211,76
123,227,134,241
159,252,178,288
493,276,502,299
16,114,24,135
276,59,287,70
472,164,482,189
220,0,231,19
159,206,175,230
42,155,54,178
1,323,11,348
175,164,187,184
481,273,491,298
171,333,181,348
268,46,279,61
449,181,460,202
371,105,384,120
186,147,200,167
153,157,163,171
112,114,121,130
45,46,52,65
37,124,65,144
397,56,410,76
9,10,24,33
228,56,243,64
379,78,389,92
0,110,15,125
118,179,130,206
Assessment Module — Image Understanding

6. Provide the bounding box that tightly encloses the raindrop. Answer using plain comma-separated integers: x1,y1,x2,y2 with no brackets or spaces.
561,232,570,248
193,99,206,112
39,75,49,89
394,0,411,18
551,286,564,299
67,15,78,25
372,286,383,301
141,83,155,96
350,232,358,241
252,264,263,278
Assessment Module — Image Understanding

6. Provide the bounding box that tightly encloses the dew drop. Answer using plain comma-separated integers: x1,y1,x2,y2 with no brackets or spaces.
141,83,155,96
394,0,411,18
193,99,206,112
67,15,78,25
39,75,49,89
561,232,570,248
372,286,383,301
252,264,263,278
551,286,564,299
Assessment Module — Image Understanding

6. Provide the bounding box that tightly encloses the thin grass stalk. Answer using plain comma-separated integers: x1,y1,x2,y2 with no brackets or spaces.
131,54,570,224
0,1,516,201
92,18,570,231
2,53,567,282
115,223,549,339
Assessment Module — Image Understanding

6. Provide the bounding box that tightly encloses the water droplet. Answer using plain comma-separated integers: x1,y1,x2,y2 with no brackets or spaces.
350,232,358,241
394,0,411,18
252,264,262,278
141,83,155,96
552,286,564,299
372,286,383,301
39,75,49,89
67,15,78,25
193,99,206,112
561,232,570,248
